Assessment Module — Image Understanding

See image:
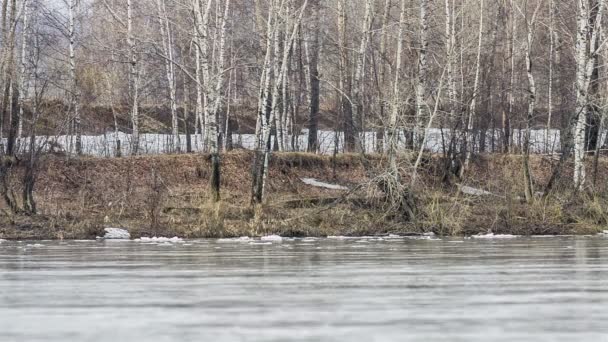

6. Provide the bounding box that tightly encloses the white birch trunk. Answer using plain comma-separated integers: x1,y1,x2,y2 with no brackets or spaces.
68,0,81,154
415,0,429,148
546,0,554,153
388,0,406,172
574,0,605,189
352,0,373,152
17,0,28,141
445,0,456,121
462,0,484,174
127,0,140,155
156,0,179,153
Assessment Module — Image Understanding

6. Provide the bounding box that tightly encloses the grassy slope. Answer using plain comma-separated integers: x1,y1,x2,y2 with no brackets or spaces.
0,151,606,239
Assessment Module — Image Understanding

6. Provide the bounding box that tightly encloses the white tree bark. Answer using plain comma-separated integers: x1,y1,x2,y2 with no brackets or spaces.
127,0,140,155
156,0,180,153
574,0,605,189
445,0,456,121
352,0,373,152
209,0,230,156
415,0,429,148
520,0,542,202
388,0,406,172
462,0,484,175
17,0,28,141
194,0,213,151
546,0,554,153
68,0,81,154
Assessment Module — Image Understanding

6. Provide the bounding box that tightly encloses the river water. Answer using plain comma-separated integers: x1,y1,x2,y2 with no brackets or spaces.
0,236,607,341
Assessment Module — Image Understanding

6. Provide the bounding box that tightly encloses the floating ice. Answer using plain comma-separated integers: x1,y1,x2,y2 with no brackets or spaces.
328,236,374,240
260,235,283,242
135,236,183,243
249,241,273,245
301,178,348,191
0,239,6,243
472,233,519,239
25,244,43,248
217,236,252,243
103,228,131,240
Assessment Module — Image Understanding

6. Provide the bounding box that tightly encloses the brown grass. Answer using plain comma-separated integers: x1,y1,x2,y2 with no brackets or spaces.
0,151,607,240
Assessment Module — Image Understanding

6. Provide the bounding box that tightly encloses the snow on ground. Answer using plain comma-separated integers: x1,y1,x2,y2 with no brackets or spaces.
301,178,348,190
459,185,495,197
103,228,131,240
7,128,585,157
472,233,519,239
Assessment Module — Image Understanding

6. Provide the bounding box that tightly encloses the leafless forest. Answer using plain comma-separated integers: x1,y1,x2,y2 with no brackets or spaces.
0,0,607,225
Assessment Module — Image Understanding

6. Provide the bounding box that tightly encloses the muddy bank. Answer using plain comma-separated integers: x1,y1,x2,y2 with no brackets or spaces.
0,152,606,240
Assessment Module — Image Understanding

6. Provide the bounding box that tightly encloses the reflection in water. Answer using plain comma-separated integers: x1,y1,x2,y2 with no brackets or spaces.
0,237,607,341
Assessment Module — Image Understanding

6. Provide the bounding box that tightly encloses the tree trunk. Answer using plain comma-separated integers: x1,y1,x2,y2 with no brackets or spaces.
307,0,320,153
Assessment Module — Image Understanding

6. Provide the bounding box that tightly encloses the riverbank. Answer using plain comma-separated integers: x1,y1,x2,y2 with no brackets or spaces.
0,151,606,240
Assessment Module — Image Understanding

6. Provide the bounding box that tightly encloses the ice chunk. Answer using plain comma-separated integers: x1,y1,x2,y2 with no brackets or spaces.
25,244,43,248
135,236,183,243
217,236,251,243
260,235,283,242
103,228,131,240
472,233,519,239
301,178,348,190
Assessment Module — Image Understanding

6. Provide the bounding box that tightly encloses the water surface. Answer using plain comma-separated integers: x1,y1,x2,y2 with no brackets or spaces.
1,236,607,341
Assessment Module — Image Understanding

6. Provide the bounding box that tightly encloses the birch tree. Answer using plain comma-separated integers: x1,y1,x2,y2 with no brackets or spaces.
68,0,81,155
351,0,373,152
156,0,180,153
462,0,485,176
518,0,542,203
388,0,407,173
306,0,320,153
16,0,28,141
573,0,605,189
251,0,308,204
415,0,429,149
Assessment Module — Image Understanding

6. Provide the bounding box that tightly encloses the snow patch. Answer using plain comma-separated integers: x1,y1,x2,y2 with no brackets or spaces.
103,228,131,240
301,178,348,191
260,235,283,242
459,185,495,196
472,233,519,239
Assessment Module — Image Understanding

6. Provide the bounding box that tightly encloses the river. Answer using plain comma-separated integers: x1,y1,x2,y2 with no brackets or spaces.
1,236,607,341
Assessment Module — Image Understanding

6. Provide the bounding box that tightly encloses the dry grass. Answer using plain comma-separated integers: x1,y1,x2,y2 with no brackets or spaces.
0,151,607,239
